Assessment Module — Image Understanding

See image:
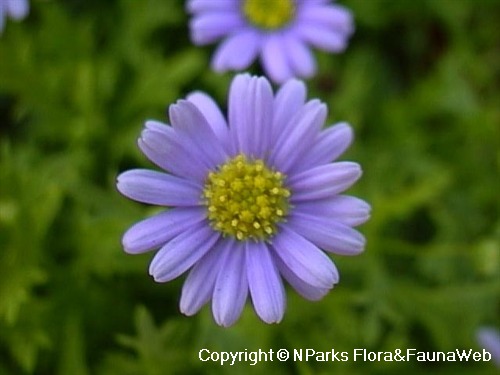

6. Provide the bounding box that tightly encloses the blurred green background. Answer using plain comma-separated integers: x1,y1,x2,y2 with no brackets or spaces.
0,0,498,374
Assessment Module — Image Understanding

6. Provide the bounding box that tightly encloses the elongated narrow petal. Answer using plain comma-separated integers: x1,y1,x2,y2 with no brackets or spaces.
272,226,339,289
293,195,371,227
186,91,230,148
288,213,366,255
190,12,243,45
117,169,201,206
149,222,219,282
272,79,307,140
212,30,261,72
139,126,209,182
274,254,331,301
289,162,362,202
296,122,353,172
212,240,248,327
261,35,293,84
169,100,228,169
123,207,206,254
271,100,327,172
246,242,285,324
284,36,316,79
180,239,231,315
228,75,274,156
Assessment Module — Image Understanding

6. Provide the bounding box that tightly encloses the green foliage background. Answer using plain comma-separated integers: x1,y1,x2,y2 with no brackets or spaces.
0,0,498,374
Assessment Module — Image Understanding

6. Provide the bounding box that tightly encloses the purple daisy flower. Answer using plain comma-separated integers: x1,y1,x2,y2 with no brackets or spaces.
477,327,500,367
187,0,354,83
117,73,369,327
0,0,29,33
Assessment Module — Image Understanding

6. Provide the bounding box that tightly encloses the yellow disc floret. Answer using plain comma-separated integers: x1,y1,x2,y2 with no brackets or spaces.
203,154,291,241
242,0,296,30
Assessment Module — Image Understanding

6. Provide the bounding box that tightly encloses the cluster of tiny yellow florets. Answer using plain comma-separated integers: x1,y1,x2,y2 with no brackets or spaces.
203,154,291,241
242,0,296,30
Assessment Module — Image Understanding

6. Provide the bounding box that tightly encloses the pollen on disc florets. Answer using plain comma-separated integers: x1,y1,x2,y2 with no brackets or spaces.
242,0,296,30
203,154,291,241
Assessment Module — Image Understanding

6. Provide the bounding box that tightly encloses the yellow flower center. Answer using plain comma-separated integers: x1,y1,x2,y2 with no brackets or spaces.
242,0,296,30
203,154,291,241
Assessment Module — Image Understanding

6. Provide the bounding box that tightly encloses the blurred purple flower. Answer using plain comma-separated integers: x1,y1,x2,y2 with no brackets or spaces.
477,327,500,367
0,0,29,33
117,73,369,326
187,0,354,83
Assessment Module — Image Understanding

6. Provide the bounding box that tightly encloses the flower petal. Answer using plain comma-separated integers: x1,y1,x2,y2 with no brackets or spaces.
180,238,231,316
298,4,354,36
122,207,206,254
116,169,202,206
169,100,228,169
212,30,261,72
228,75,274,156
272,226,338,289
284,35,316,79
261,34,294,84
287,213,366,255
293,195,371,227
138,122,208,182
186,91,230,149
274,254,331,301
289,162,362,202
187,0,238,13
149,222,219,282
246,242,285,324
6,0,29,19
212,240,248,327
270,100,327,173
189,12,244,45
272,79,307,141
295,23,350,52
296,122,353,172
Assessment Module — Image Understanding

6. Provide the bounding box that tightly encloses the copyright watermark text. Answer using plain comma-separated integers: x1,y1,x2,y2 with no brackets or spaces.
198,348,493,365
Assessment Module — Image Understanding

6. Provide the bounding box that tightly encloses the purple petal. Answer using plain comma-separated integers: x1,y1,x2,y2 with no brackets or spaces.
274,254,331,301
122,207,206,254
261,34,294,83
186,91,229,149
187,0,238,13
180,239,231,316
228,75,274,156
169,100,228,169
212,30,261,72
116,169,202,206
295,24,349,52
284,35,316,78
296,122,353,172
272,226,338,288
212,240,248,327
246,242,285,324
293,195,371,227
189,12,243,45
270,100,327,173
289,162,362,202
139,122,209,182
477,328,500,367
6,0,29,19
297,4,354,35
272,79,307,141
149,222,219,282
287,213,366,255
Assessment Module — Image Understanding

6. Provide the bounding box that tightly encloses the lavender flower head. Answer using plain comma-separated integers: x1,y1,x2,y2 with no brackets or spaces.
477,327,500,367
117,73,370,326
187,0,354,83
0,0,29,33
